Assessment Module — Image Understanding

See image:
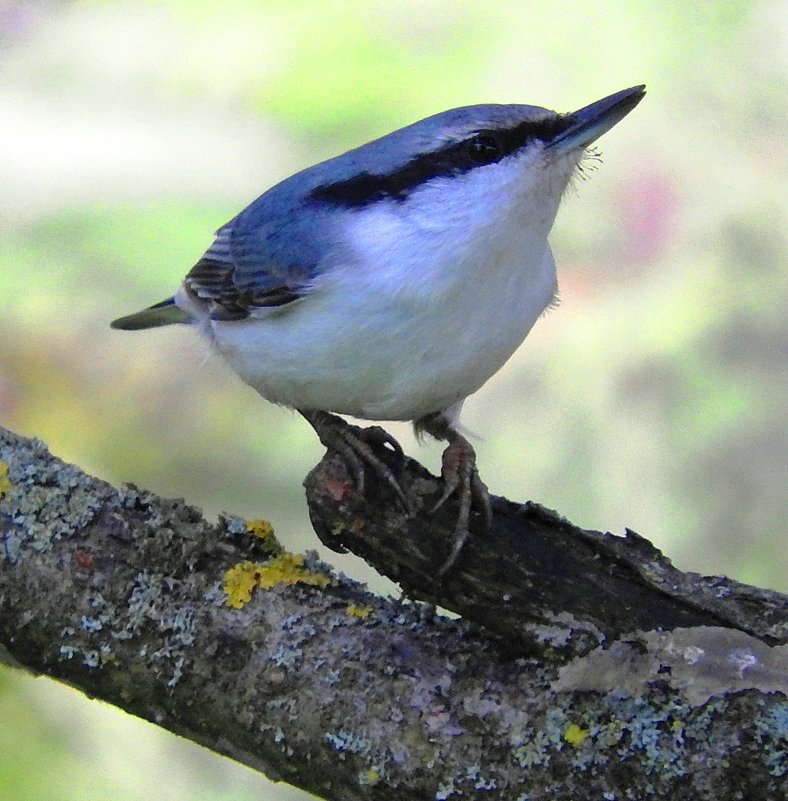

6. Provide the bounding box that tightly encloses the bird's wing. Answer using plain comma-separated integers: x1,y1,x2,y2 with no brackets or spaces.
184,212,319,322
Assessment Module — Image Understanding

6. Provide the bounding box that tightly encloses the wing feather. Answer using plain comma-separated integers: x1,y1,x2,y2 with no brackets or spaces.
184,222,312,321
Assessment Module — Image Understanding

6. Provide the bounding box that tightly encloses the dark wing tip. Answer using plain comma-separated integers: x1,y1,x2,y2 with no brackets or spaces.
186,257,305,321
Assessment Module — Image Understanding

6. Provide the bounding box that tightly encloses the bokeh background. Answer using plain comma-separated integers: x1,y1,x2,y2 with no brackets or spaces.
1,1,786,799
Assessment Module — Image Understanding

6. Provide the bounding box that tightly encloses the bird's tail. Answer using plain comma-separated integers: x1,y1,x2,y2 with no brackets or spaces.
110,297,192,330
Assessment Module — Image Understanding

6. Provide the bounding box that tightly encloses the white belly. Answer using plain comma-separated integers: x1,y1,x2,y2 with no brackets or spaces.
202,221,557,422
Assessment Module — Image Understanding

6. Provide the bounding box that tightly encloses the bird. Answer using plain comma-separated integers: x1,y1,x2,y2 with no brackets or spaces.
112,85,646,573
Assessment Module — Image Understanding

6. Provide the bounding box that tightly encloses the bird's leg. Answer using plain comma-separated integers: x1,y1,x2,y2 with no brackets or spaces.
300,409,408,508
414,411,492,575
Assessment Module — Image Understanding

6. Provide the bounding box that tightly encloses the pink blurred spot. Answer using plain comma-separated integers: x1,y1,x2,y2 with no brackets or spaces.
618,171,678,263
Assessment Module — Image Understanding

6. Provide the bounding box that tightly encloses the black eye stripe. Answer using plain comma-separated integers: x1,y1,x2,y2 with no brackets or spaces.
309,115,573,208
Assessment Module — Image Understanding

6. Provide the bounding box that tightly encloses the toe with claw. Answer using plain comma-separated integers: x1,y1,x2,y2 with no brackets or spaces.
300,409,408,509
415,410,493,575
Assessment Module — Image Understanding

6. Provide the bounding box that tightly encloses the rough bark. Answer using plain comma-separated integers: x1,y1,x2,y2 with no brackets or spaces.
0,424,786,801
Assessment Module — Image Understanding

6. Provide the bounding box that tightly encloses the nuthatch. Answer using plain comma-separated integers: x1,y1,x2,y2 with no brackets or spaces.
113,85,646,572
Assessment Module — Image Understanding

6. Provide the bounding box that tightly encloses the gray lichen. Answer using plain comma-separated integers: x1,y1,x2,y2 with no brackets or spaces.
1,425,787,800
0,435,109,562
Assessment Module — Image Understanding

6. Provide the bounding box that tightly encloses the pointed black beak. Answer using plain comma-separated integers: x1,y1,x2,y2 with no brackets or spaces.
547,85,646,152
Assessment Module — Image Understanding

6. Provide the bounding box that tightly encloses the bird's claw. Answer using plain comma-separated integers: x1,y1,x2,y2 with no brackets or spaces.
357,425,406,471
304,410,492,575
302,410,409,509
432,437,492,576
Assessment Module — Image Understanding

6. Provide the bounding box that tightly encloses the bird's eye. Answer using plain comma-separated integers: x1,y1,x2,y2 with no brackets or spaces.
466,133,502,164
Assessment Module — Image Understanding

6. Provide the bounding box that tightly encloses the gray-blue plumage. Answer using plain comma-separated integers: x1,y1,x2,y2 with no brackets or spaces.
112,90,643,330
141,103,570,324
194,104,566,319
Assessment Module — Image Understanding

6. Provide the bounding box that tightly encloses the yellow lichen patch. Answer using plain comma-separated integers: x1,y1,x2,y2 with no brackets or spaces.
224,561,262,609
563,723,590,747
223,553,331,609
246,518,278,545
0,461,11,498
256,552,330,591
346,604,372,619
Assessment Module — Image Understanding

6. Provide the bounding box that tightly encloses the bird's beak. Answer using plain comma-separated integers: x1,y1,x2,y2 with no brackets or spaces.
547,85,646,152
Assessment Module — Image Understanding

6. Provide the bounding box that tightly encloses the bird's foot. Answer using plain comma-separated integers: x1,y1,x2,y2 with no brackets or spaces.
300,410,408,509
432,436,492,576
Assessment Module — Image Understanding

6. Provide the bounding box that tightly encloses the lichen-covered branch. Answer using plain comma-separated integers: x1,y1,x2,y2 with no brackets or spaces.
0,425,786,801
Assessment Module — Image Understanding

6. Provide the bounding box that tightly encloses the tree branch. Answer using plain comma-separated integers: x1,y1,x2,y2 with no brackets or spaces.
303,433,786,658
1,424,786,800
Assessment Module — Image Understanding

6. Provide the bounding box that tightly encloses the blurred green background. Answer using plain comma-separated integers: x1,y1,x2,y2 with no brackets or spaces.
1,0,786,799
